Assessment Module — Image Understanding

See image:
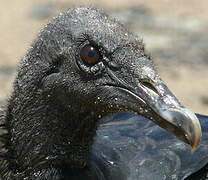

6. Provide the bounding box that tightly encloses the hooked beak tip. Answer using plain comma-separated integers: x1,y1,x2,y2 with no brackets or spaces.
182,109,202,152
156,107,202,151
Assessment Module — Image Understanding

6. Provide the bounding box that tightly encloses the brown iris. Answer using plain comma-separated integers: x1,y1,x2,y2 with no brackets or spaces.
80,44,100,64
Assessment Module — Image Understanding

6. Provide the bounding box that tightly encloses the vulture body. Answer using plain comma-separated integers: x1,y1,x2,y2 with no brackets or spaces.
0,7,206,180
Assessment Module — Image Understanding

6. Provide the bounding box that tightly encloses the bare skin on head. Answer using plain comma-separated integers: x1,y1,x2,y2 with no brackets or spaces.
0,7,201,179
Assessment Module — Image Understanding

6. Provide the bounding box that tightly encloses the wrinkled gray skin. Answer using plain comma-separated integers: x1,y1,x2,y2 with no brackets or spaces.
0,8,202,179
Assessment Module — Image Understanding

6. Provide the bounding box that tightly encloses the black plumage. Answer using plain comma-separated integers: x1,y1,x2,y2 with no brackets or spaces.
0,7,205,180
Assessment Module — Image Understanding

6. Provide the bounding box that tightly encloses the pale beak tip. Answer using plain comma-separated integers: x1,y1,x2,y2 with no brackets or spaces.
157,107,202,152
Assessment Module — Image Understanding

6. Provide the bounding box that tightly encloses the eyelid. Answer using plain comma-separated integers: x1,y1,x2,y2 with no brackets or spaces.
77,33,111,57
77,33,95,46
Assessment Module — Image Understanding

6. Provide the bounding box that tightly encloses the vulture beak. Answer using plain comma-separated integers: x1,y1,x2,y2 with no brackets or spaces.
152,105,202,152
105,76,202,151
137,80,202,151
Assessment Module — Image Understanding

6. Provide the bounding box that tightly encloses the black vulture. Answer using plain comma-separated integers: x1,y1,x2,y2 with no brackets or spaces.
0,7,206,180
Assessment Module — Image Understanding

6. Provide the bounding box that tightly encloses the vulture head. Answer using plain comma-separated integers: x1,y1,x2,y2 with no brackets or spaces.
0,7,202,179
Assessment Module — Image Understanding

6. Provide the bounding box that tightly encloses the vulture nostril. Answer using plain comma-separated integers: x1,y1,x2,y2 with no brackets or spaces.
140,79,159,95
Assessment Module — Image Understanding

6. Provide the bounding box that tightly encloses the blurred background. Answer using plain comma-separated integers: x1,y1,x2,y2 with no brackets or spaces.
0,0,207,114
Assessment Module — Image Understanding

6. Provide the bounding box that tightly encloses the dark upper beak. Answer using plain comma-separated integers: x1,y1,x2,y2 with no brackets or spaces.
103,56,202,151
104,78,202,151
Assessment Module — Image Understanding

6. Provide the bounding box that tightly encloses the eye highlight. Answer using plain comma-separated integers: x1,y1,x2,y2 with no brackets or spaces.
80,44,101,65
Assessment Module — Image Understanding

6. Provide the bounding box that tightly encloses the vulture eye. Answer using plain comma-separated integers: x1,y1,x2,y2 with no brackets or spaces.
80,44,101,65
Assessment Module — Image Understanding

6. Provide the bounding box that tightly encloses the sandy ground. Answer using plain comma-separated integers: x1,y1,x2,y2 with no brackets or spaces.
0,0,207,114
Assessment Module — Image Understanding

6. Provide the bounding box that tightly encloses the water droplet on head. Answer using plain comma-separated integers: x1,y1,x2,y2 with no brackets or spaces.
139,107,144,113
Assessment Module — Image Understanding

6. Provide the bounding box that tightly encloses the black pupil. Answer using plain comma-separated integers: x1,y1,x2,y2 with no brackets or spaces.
81,44,100,64
88,47,95,57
